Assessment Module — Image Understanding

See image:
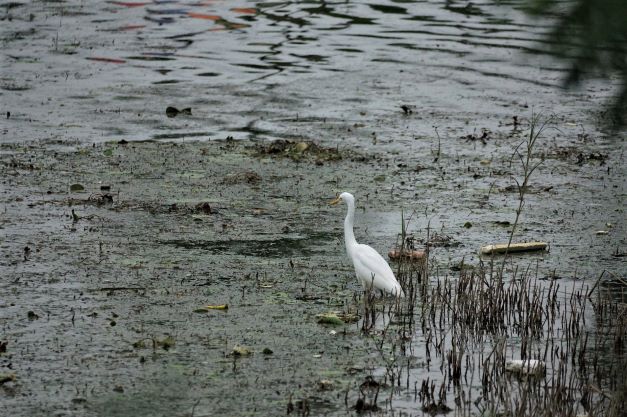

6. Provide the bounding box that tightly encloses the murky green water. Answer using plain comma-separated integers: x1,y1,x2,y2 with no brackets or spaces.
1,1,625,416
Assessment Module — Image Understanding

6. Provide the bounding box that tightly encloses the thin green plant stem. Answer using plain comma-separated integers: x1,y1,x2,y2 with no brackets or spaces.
499,111,553,279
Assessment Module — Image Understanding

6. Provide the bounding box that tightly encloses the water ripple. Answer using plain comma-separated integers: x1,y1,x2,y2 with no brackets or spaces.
3,0,617,145
76,0,565,86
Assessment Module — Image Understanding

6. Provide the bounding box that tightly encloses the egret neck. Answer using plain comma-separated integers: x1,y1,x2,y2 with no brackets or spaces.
342,194,357,257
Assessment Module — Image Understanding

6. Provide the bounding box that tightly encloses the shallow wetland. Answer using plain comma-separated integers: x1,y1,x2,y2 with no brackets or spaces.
1,0,625,416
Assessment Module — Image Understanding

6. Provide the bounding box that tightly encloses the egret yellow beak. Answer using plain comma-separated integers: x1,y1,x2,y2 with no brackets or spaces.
329,195,341,206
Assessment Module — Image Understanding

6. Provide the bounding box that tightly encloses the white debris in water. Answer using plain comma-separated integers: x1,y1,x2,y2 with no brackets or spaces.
505,359,546,376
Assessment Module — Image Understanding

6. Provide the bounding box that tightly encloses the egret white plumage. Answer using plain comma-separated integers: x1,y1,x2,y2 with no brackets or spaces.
330,192,404,298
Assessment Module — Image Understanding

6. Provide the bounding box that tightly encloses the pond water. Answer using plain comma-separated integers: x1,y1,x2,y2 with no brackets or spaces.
1,1,625,417
3,0,620,146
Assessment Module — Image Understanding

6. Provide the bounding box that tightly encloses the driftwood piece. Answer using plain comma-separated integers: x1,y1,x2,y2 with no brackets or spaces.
480,241,548,255
388,249,426,262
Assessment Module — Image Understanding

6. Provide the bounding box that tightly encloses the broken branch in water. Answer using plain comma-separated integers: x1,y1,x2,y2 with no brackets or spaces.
480,241,548,255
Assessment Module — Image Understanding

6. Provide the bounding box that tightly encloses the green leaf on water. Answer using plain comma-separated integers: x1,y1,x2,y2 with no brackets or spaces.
70,183,84,192
316,313,344,326
103,148,114,157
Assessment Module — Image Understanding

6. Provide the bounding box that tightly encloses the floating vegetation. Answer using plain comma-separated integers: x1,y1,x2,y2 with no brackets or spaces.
132,336,176,351
231,345,252,357
222,170,262,185
252,139,343,162
0,115,622,416
0,373,16,385
316,312,345,326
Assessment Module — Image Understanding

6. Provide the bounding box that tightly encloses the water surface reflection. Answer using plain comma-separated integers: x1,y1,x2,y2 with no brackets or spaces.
31,0,563,83
1,0,617,145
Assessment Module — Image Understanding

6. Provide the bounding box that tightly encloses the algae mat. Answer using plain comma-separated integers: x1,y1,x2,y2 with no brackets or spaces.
0,135,624,416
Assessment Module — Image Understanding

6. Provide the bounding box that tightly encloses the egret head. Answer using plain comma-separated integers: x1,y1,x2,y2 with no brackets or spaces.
329,192,354,206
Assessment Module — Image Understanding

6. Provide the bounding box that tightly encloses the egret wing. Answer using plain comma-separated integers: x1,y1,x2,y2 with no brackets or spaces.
352,244,403,296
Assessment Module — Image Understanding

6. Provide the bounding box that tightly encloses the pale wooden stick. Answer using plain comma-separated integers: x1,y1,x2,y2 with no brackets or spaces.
480,241,548,255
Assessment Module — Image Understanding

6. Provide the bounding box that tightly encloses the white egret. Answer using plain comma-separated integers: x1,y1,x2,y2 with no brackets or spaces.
330,192,404,297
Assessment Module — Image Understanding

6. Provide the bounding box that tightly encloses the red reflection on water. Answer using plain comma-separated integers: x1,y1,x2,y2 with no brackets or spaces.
187,12,221,20
119,24,146,31
231,8,256,15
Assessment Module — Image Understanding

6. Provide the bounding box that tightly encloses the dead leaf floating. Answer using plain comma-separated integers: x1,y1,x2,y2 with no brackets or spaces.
222,171,261,185
318,379,334,391
316,311,359,326
388,249,426,262
195,202,212,214
205,304,228,310
166,106,192,118
157,336,176,350
232,345,252,356
0,373,16,385
194,304,228,313
400,104,413,115
294,142,309,153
